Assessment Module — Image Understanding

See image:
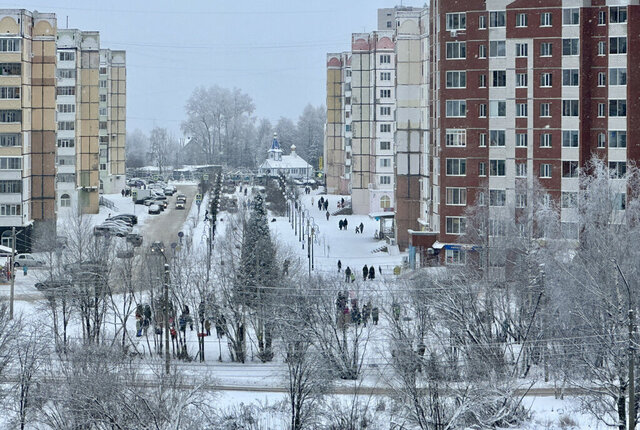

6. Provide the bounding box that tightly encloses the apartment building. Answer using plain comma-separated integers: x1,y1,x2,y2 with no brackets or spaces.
429,0,639,265
325,52,351,195
0,10,57,250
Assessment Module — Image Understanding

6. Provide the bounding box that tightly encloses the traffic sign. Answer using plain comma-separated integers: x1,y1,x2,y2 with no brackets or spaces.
203,174,209,181
178,231,184,238
132,190,137,200
195,193,202,202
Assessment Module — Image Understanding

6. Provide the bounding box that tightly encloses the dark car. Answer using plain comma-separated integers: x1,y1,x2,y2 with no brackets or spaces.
110,214,138,225
150,241,165,254
126,233,143,247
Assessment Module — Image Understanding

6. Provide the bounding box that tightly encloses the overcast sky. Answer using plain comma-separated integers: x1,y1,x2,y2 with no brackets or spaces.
7,0,423,135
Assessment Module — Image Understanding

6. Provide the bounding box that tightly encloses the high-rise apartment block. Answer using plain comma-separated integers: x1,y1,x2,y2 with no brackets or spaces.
324,2,639,266
0,9,126,251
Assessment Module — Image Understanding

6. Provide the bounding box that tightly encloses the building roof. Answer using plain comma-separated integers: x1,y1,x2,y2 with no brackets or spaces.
260,152,312,170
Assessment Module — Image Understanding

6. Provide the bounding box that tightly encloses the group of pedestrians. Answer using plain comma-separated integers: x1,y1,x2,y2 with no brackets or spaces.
336,291,380,328
338,261,380,282
338,218,349,230
317,196,329,212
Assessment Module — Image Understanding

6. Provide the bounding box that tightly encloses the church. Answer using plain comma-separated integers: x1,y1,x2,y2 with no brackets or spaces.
258,134,313,179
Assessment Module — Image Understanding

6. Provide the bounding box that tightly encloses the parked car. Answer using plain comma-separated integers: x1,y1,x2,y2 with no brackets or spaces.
176,194,187,203
14,253,45,267
149,204,161,215
105,217,133,227
110,214,138,225
126,233,143,247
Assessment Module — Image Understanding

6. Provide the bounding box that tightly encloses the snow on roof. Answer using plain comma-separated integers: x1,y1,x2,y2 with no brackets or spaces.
259,153,312,170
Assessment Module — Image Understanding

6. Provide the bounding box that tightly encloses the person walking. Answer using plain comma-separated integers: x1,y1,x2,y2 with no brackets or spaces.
324,201,329,211
372,306,379,325
326,210,330,221
339,219,343,230
362,302,371,326
350,272,356,283
341,197,345,207
205,319,212,336
368,266,375,280
337,260,342,272
355,226,360,234
343,218,348,230
318,200,322,211
345,266,352,282
362,265,368,281
359,222,364,234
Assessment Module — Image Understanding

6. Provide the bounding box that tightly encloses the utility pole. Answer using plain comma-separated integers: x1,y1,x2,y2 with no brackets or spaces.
164,263,170,375
614,259,635,430
9,227,15,319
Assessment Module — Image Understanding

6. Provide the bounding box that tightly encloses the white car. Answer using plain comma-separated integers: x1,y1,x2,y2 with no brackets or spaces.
149,204,161,215
14,253,45,267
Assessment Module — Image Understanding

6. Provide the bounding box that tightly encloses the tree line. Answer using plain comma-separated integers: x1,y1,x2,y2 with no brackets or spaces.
126,85,325,172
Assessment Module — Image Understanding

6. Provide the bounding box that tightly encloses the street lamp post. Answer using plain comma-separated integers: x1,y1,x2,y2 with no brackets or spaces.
301,209,309,249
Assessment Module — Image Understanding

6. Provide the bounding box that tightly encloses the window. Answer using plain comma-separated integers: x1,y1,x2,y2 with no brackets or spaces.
489,130,505,147
490,159,506,176
516,13,528,27
516,193,527,208
562,69,579,86
57,139,75,148
386,21,392,28
598,103,606,117
446,188,467,205
0,134,19,147
56,156,74,166
380,72,391,81
446,158,466,176
540,42,553,57
99,67,107,75
99,94,107,102
610,68,627,86
380,89,391,98
479,15,486,29
598,11,606,25
610,6,628,23
562,100,579,117
379,158,391,168
479,133,487,147
614,193,626,210
446,129,466,147
446,71,466,88
489,41,506,57
562,130,579,147
516,162,527,177
0,63,20,76
562,161,578,178
380,124,392,132
380,141,391,150
99,107,107,116
479,44,487,58
57,104,75,113
0,39,20,52
477,191,486,206
516,73,527,87
58,121,75,131
479,103,487,118
58,174,76,184
540,72,553,87
57,86,75,96
489,11,506,27
478,74,486,88
446,42,466,59
598,72,606,87
541,12,552,27
598,41,606,56
609,100,627,117
446,12,466,30
610,37,627,54
59,51,75,61
516,103,528,117
57,69,76,79
561,192,578,208
60,194,71,208
609,131,627,148
446,217,466,235
99,79,106,89
562,39,579,56
540,103,550,117
516,133,528,147
0,180,21,193
0,204,21,216
609,161,627,179
446,100,466,117
563,8,580,25
489,100,506,117
597,133,606,148
0,87,19,99
380,106,391,116
379,54,391,64
380,176,391,185
445,249,466,265
491,70,506,87
489,189,506,207
478,162,486,176
540,163,552,178
0,110,20,123
380,195,391,209
100,163,107,171
0,158,21,170
562,222,579,240
99,136,109,144
516,43,528,57
540,133,552,147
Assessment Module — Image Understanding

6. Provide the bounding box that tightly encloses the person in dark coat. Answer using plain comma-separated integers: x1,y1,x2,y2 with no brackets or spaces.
362,265,368,281
337,260,342,272
362,302,371,326
359,222,364,233
343,218,348,230
345,266,352,282
372,306,379,325
355,226,360,234
318,200,322,210
324,201,329,211
205,319,212,336
368,266,375,280
326,210,330,221
341,197,345,207
339,219,344,230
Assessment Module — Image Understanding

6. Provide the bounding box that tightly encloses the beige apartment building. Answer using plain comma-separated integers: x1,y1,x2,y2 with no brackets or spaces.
0,10,57,250
324,52,350,195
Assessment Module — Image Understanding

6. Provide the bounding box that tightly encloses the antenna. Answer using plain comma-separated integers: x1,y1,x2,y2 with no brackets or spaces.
66,15,68,29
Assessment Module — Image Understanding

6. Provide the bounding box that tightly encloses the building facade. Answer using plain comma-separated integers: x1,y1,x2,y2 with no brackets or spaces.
0,10,57,250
